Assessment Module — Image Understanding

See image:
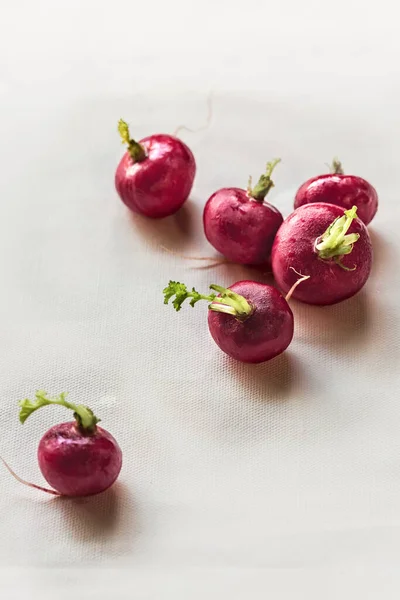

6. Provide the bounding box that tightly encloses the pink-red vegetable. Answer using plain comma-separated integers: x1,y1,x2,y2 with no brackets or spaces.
203,159,283,265
115,119,196,218
294,159,378,225
271,203,373,306
19,391,122,497
163,278,306,363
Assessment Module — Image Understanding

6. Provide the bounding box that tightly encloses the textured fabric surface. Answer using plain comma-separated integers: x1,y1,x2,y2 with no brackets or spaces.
1,0,400,597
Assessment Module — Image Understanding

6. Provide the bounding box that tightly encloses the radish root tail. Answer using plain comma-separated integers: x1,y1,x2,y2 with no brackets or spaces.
160,245,229,268
285,268,310,301
0,456,61,496
173,92,213,138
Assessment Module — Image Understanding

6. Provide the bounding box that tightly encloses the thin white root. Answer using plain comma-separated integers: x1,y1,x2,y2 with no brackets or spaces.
160,245,228,266
0,456,61,496
285,267,310,302
173,92,214,137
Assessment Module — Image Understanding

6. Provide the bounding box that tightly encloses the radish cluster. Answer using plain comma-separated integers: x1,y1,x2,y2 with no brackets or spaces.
4,119,379,500
112,119,376,362
157,149,376,363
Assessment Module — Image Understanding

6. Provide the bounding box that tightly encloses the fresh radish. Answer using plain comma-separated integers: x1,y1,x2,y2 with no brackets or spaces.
163,276,308,363
203,159,283,265
294,159,378,225
18,391,122,497
115,119,196,218
271,203,373,306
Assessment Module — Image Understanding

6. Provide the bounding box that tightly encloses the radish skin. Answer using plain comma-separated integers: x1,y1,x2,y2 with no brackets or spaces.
294,159,378,225
115,120,196,219
203,159,283,265
18,392,122,497
271,203,373,306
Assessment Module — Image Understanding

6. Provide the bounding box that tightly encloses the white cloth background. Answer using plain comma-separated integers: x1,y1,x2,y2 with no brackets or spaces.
1,0,400,597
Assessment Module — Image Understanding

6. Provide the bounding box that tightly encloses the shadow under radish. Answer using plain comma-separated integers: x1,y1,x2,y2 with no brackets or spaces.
222,351,298,402
368,227,391,279
127,198,202,254
52,481,135,544
292,289,373,354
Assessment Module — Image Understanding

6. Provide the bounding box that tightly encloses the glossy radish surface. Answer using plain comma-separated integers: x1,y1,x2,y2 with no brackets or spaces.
203,159,283,265
163,280,294,363
294,159,378,225
271,203,373,306
19,392,122,497
115,119,196,218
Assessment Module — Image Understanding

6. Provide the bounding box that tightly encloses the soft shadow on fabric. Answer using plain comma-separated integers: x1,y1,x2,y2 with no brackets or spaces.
50,482,135,543
127,199,199,253
223,351,297,401
293,290,373,354
368,227,391,278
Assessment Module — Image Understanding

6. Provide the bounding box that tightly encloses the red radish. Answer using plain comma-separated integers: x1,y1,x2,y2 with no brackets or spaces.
18,391,122,497
294,159,378,225
163,277,307,363
203,159,283,265
271,203,373,306
115,119,196,218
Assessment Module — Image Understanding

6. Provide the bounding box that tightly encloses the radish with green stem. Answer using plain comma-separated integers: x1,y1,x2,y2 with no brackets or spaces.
271,203,373,306
163,276,308,363
294,158,378,225
15,391,122,497
203,159,283,265
115,119,196,218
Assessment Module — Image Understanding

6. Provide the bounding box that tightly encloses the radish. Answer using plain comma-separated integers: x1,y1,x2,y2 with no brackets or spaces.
115,119,196,218
271,203,373,306
203,159,283,265
163,276,308,363
17,391,122,497
294,159,378,225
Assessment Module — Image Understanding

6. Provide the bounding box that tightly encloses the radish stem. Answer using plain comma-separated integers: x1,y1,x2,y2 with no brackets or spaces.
118,119,146,162
331,157,344,175
19,391,100,433
315,205,360,269
247,158,281,201
163,281,253,319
